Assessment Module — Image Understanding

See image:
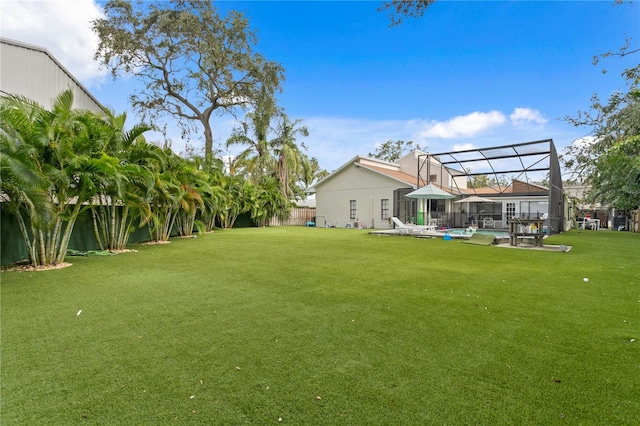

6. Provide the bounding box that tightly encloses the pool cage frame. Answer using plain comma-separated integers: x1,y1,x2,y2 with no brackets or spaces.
415,139,564,234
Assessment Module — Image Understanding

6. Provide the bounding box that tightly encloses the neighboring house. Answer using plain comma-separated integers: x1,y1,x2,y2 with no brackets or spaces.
309,148,561,233
563,183,603,228
563,184,593,210
564,183,638,231
0,37,106,113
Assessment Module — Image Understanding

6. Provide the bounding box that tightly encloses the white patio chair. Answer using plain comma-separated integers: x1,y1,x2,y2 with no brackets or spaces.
483,217,495,228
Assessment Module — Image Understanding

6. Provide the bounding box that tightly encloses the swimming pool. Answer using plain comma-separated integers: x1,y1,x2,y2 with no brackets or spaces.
438,229,510,238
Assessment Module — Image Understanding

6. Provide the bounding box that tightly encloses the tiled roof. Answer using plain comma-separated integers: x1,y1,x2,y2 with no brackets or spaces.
467,186,501,194
466,180,548,195
360,164,418,187
359,163,465,195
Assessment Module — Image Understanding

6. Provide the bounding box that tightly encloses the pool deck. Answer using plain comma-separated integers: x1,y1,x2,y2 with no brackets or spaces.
369,228,569,251
370,228,475,239
369,228,509,239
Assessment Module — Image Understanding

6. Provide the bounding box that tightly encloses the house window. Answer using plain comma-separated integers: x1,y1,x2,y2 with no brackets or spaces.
506,202,516,218
520,201,548,219
429,174,438,183
350,200,357,220
381,199,389,220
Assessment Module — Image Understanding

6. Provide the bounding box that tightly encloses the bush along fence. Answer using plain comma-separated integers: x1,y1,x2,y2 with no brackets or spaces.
1,206,143,267
0,206,302,267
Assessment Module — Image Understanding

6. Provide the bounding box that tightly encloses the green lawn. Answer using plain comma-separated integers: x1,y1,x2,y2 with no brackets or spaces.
1,228,639,424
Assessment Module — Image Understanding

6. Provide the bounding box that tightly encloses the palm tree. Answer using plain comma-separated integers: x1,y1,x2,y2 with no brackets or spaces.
226,90,310,226
191,156,226,232
0,96,51,263
218,174,252,229
1,90,122,266
87,110,153,250
271,114,309,198
226,88,279,181
142,146,179,242
173,158,210,237
248,175,291,227
298,155,329,197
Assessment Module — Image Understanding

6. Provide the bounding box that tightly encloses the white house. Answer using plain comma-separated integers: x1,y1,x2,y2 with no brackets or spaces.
308,150,466,229
309,147,561,232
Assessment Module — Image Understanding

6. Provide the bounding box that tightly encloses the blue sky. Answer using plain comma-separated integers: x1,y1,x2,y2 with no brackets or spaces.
1,1,639,173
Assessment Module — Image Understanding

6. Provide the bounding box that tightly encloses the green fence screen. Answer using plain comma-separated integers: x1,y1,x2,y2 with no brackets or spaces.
1,206,257,267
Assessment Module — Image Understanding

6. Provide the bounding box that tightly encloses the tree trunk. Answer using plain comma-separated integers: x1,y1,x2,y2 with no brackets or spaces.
37,227,47,266
15,212,37,266
203,114,214,160
116,205,130,250
56,201,83,264
91,207,106,251
109,202,117,250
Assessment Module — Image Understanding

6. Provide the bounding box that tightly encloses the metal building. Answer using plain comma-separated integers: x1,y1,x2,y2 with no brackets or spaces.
0,37,106,113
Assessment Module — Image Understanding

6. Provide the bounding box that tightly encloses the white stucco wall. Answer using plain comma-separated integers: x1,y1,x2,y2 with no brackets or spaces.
396,151,422,176
314,164,410,229
397,152,457,187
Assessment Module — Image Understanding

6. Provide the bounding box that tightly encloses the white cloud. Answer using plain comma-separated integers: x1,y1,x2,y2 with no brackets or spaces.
571,136,596,148
0,0,106,86
418,111,507,139
453,143,476,152
302,117,403,169
299,109,577,173
509,107,548,126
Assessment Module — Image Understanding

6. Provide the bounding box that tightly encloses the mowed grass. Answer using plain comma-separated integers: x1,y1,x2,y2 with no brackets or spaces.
1,228,639,425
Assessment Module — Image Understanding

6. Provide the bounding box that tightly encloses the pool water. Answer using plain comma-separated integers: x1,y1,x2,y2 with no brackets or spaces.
441,229,509,238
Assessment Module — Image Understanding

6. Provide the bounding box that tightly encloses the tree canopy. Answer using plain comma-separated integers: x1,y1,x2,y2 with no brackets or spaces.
1,91,150,265
226,89,325,201
379,0,437,26
1,90,304,267
368,140,423,163
92,0,284,160
563,64,640,210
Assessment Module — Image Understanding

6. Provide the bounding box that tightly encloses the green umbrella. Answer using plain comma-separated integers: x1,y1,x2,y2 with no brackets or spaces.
405,184,455,224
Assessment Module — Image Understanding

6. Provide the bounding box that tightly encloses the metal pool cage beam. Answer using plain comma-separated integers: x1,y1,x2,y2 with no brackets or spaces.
417,139,565,233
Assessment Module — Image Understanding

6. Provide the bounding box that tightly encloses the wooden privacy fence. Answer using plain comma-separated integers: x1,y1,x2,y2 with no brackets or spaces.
269,208,316,227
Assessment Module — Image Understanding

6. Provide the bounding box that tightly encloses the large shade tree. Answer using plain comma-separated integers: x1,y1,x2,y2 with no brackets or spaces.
92,0,284,160
563,64,640,210
368,140,423,163
562,2,639,210
378,0,436,26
